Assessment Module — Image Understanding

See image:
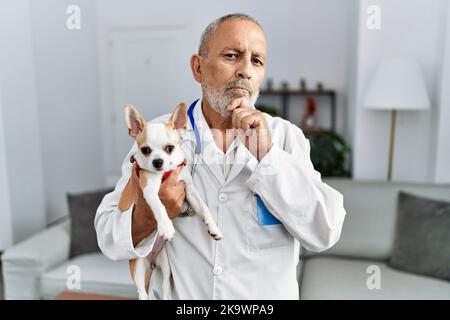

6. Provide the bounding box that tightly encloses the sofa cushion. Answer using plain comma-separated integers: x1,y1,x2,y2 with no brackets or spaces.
299,256,450,300
306,179,450,260
40,253,136,299
389,192,450,281
1,220,71,300
67,188,113,258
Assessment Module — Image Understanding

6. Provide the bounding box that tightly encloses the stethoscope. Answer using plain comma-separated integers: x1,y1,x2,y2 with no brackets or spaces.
178,98,202,216
182,98,242,216
187,98,202,178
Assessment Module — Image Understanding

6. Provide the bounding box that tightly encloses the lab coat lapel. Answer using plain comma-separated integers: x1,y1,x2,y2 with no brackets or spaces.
225,138,258,184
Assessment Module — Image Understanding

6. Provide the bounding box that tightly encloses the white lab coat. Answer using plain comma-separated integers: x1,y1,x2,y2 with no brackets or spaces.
95,99,346,299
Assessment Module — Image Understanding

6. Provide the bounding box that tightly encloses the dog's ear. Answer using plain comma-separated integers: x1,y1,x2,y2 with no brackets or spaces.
125,104,146,138
167,102,188,134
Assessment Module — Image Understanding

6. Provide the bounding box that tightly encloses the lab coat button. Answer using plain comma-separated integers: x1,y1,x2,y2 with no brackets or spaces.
218,193,228,202
213,266,223,275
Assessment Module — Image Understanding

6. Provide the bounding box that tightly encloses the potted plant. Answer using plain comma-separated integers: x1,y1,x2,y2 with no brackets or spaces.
305,130,352,177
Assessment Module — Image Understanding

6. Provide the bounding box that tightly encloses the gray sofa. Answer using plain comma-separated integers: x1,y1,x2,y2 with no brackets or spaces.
2,179,450,299
299,179,450,299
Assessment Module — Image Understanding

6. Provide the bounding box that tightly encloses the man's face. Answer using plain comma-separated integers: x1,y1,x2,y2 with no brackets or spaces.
196,20,267,117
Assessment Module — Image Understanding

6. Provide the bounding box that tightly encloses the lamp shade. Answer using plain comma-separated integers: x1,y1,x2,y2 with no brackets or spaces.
363,58,430,110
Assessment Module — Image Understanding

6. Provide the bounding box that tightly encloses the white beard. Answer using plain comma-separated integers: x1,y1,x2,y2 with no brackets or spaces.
202,82,259,118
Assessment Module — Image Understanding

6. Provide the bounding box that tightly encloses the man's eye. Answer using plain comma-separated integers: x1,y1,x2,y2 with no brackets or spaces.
165,145,175,154
252,58,263,66
141,146,151,156
225,53,238,59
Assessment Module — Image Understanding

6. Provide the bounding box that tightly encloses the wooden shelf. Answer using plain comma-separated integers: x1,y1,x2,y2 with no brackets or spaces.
258,89,336,131
260,89,335,96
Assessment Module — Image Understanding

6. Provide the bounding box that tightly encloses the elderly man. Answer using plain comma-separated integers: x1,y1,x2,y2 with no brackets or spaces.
95,13,346,299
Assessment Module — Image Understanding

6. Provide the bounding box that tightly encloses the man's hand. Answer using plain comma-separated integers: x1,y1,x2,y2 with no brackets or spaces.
131,165,186,246
227,97,272,161
158,167,186,219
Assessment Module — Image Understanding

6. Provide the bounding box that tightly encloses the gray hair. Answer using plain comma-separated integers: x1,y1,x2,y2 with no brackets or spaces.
198,13,262,57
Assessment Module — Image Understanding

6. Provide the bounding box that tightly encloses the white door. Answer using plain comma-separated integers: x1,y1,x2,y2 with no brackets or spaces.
108,29,184,180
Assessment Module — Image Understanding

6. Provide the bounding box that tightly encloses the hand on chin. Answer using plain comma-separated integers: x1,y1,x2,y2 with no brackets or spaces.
226,97,272,161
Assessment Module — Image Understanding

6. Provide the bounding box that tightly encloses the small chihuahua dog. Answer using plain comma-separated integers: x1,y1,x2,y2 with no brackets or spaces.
118,102,223,300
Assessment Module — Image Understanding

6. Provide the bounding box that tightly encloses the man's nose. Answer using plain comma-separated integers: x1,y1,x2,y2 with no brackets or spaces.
236,58,252,80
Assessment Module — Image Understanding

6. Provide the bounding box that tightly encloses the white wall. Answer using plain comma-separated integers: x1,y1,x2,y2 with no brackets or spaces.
30,0,105,223
96,0,356,179
0,0,46,243
0,0,356,240
434,4,450,183
0,90,13,250
351,0,449,182
2,0,448,245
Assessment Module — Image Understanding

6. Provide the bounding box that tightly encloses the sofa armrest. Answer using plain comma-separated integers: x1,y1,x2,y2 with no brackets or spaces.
1,219,70,299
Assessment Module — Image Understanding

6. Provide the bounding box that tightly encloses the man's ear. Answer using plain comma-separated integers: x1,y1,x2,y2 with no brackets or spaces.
125,104,146,138
167,102,188,134
190,54,203,83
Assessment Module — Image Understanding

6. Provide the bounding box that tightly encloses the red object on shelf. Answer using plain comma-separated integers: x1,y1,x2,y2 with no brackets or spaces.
301,98,317,130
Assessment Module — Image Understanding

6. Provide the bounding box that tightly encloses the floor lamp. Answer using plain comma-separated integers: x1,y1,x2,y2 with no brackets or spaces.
363,58,430,181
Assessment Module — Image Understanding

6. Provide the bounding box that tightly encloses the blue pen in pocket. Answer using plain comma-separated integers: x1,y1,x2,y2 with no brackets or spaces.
255,194,281,225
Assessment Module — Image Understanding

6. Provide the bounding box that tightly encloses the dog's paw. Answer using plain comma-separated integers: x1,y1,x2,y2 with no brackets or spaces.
158,220,176,241
204,220,223,241
209,229,223,241
138,291,148,300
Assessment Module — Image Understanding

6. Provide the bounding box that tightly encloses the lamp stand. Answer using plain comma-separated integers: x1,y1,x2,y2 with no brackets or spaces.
387,109,397,181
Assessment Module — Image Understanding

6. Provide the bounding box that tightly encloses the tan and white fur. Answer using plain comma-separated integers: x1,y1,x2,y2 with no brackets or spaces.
118,103,222,300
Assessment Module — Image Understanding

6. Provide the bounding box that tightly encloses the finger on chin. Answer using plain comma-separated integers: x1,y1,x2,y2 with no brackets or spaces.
227,100,239,112
227,96,247,112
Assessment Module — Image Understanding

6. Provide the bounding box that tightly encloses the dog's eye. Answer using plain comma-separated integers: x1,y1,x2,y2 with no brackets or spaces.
141,146,152,156
165,145,175,154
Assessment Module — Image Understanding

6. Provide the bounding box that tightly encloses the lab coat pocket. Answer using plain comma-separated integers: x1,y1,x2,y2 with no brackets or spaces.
246,195,292,250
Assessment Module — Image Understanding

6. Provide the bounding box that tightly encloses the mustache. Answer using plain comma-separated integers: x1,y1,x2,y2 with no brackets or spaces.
224,79,254,95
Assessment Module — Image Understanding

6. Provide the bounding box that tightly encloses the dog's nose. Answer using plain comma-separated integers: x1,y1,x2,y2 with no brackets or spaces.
152,158,164,169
